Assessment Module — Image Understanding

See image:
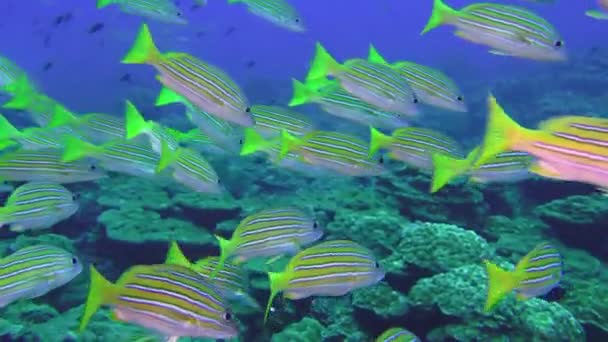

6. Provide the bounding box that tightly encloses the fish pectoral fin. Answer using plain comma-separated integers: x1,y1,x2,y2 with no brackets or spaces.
488,49,513,56
265,255,283,265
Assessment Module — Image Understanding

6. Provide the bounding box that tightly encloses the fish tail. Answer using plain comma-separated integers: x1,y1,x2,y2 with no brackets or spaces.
0,114,22,141
430,153,470,193
62,136,103,162
121,24,161,65
421,0,458,34
240,128,270,156
164,241,193,267
210,235,232,279
369,126,393,156
483,260,518,312
155,87,184,107
124,100,150,139
264,271,287,323
367,44,388,64
48,104,79,128
96,0,114,9
79,265,116,332
289,79,317,107
306,42,339,81
157,141,179,172
2,75,35,110
0,140,17,151
279,130,301,159
473,95,525,168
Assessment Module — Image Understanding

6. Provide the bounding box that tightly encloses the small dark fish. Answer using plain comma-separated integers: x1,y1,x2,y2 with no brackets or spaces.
224,26,236,36
245,60,256,68
88,22,104,34
120,73,132,83
43,34,51,48
43,62,53,71
53,12,72,27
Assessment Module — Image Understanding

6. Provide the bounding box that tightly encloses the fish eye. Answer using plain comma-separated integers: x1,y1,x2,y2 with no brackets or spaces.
554,40,563,48
295,18,300,23
413,98,419,104
238,139,243,145
374,261,380,268
177,12,182,17
2,180,8,185
72,195,77,201
457,96,463,101
217,179,221,184
71,257,78,265
89,164,97,171
245,107,251,113
223,312,232,321
313,221,318,228
378,156,384,164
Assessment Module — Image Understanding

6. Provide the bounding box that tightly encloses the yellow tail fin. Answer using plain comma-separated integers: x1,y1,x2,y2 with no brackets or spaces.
264,271,288,323
121,23,161,65
430,153,468,193
474,95,526,168
124,100,150,140
79,265,116,332
369,126,393,156
421,0,459,34
289,79,317,107
483,260,518,312
305,42,340,82
279,130,302,159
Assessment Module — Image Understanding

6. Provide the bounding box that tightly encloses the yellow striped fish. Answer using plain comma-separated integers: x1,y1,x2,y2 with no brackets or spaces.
289,78,409,130
227,0,305,32
375,328,420,342
96,0,187,25
306,42,419,116
213,207,323,277
368,45,467,112
48,105,127,144
484,242,562,311
0,114,74,151
239,128,326,176
280,130,386,177
0,149,105,183
165,242,260,309
265,240,385,321
61,136,160,178
0,182,79,232
250,104,314,138
79,264,238,339
369,126,462,171
0,245,82,307
122,24,253,126
157,141,223,194
421,0,566,61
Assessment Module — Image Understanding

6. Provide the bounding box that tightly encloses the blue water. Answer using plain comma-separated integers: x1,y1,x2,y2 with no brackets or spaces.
0,0,607,341
1,0,604,115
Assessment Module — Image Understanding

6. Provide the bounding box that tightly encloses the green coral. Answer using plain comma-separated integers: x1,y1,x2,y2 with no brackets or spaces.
271,317,325,342
534,194,608,227
352,283,409,318
98,207,215,244
387,222,494,273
